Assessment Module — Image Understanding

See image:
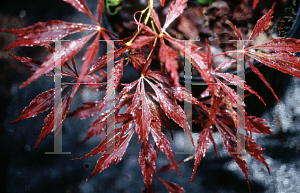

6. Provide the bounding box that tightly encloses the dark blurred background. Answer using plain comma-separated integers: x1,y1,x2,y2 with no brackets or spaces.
1,0,300,192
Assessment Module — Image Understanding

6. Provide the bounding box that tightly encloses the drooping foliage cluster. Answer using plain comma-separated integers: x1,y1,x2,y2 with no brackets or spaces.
2,0,300,192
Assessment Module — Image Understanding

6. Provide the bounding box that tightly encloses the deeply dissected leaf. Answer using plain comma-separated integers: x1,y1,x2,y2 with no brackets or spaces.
244,3,276,47
245,137,270,174
9,54,55,76
215,120,250,191
219,83,244,107
246,116,274,135
155,176,185,193
75,121,132,160
226,20,242,40
139,142,157,187
247,38,300,53
87,129,134,180
34,86,74,149
146,75,195,144
146,79,188,133
147,97,174,140
246,52,300,78
0,20,93,51
146,71,173,87
87,48,125,75
129,35,156,49
10,89,55,124
159,42,179,86
150,128,180,176
244,56,280,103
162,0,188,32
191,127,210,183
20,31,97,88
215,72,265,105
75,32,101,97
131,79,151,143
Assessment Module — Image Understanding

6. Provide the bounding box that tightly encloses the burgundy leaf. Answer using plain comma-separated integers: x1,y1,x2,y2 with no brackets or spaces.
75,124,130,160
190,127,210,183
226,20,242,40
148,95,174,139
10,89,55,124
87,48,125,74
20,31,97,88
139,142,157,187
244,3,276,47
106,57,124,98
215,72,265,105
214,59,237,72
129,35,156,49
159,42,179,86
150,128,180,177
146,79,187,133
115,79,139,102
173,86,209,112
9,54,54,76
215,120,251,191
166,36,202,54
148,80,195,145
79,114,107,144
209,129,218,159
34,87,74,149
245,137,270,174
219,83,244,107
131,79,151,143
162,0,188,32
244,56,280,103
115,94,135,115
130,53,146,72
77,32,100,86
150,9,161,32
67,101,103,119
246,116,275,135
97,0,104,24
133,22,157,35
146,71,173,87
1,20,93,51
233,156,250,191
246,37,300,53
44,44,54,53
62,0,97,23
87,129,134,180
155,161,184,175
87,53,107,74
75,135,108,160
79,111,132,145
155,176,185,193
